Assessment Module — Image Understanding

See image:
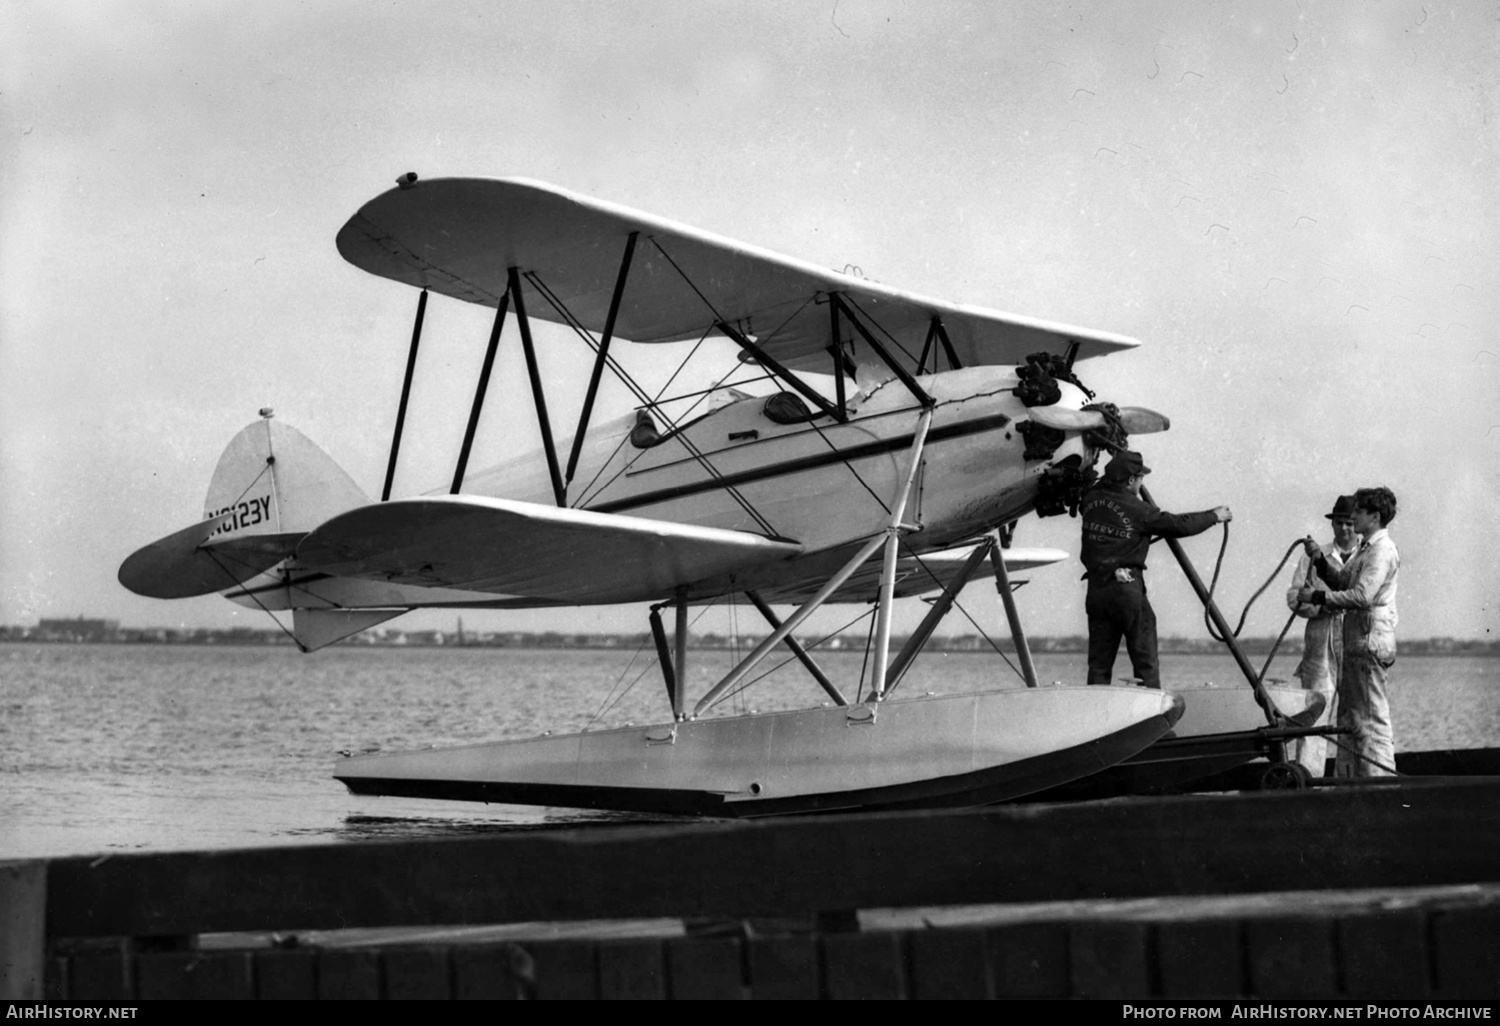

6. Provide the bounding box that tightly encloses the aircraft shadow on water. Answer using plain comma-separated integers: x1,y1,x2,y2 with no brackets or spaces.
120,174,1322,816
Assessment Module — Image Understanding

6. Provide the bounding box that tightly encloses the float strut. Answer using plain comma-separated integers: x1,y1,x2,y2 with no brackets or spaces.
746,591,847,706
649,605,678,717
673,588,689,719
989,527,1039,689
870,408,933,700
694,534,886,717
883,537,995,695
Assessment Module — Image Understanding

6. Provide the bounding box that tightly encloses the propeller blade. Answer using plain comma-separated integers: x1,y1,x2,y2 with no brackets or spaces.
1026,405,1170,435
1027,406,1104,431
1118,406,1170,434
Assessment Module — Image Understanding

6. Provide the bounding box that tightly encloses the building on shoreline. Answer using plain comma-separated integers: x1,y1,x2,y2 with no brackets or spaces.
1,620,1496,656
33,617,121,642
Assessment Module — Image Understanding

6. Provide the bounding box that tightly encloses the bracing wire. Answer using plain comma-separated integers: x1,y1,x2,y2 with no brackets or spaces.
201,550,300,647
586,630,660,730
703,606,875,713
521,273,777,534
838,293,922,366
882,538,1026,692
587,600,727,728
857,610,878,701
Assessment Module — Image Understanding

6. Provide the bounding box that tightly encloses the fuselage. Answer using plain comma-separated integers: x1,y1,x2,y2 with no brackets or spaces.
453,365,1095,600
217,365,1099,613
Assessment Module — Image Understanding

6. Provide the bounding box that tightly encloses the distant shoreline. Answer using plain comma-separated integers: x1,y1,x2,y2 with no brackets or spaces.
3,630,1495,657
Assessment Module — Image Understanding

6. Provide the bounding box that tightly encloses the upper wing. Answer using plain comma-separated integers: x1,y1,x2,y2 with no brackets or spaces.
336,177,1140,374
294,495,803,605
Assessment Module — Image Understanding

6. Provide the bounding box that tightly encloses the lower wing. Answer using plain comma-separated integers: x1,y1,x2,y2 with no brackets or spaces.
752,545,1068,605
294,495,804,605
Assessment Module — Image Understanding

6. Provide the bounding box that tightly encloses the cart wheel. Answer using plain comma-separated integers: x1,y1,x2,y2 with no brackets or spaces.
1260,761,1312,790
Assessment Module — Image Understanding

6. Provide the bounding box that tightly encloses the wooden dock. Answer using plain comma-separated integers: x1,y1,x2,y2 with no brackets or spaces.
4,776,1499,999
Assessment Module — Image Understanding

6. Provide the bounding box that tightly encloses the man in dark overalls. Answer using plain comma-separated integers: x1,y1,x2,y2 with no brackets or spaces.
1079,450,1231,688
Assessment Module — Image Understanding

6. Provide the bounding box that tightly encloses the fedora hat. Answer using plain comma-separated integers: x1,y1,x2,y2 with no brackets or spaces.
1325,494,1357,520
1102,449,1151,482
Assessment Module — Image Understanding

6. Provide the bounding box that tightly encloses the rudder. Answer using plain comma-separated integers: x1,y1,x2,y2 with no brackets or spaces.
120,416,370,599
203,415,370,540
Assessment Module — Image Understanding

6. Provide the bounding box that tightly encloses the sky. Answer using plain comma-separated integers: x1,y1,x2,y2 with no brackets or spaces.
3,0,1497,651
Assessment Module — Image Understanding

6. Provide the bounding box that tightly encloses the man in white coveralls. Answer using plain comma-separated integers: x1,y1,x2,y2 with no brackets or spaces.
1297,486,1401,777
1284,494,1361,777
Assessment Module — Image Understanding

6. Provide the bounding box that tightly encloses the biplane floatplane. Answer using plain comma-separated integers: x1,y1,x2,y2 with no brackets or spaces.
120,175,1316,816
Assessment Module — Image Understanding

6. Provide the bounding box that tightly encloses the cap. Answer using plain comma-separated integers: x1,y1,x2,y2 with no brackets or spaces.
1325,494,1357,520
1102,449,1151,482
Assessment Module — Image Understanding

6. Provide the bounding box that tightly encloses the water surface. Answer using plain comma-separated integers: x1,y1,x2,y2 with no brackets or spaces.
2,643,1493,859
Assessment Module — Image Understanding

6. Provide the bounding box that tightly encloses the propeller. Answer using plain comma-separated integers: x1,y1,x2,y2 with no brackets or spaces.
1027,405,1170,435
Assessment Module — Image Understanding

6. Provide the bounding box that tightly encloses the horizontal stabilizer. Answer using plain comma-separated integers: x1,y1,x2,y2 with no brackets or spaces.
121,418,371,601
293,608,407,653
296,496,804,605
118,516,300,599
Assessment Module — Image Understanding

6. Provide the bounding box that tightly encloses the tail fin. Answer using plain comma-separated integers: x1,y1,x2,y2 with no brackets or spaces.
202,416,370,539
119,417,370,599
